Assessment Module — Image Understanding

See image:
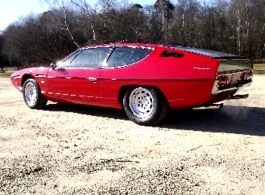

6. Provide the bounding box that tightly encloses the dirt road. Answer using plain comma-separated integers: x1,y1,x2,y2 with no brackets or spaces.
0,76,265,194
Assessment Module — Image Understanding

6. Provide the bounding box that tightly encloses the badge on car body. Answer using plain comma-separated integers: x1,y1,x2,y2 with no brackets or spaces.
193,67,211,71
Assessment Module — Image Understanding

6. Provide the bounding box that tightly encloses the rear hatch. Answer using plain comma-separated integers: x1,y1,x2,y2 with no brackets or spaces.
172,46,253,95
173,46,252,71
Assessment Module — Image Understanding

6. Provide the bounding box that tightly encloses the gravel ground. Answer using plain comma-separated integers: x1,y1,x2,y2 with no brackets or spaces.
0,75,265,195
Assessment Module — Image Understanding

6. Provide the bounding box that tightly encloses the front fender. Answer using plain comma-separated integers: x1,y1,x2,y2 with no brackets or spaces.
10,67,50,92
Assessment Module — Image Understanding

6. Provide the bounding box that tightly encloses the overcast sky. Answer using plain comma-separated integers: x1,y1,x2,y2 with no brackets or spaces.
0,0,211,31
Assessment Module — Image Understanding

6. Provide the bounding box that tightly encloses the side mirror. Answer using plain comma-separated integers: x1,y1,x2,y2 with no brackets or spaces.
50,62,57,69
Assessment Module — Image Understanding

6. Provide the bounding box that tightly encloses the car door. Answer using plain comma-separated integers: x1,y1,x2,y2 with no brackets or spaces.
46,47,112,105
100,46,154,108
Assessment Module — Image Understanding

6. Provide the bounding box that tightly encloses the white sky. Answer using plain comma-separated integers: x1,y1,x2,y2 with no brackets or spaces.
0,0,211,31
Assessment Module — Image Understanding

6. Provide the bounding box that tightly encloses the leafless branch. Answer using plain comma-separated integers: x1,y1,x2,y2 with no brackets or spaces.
62,0,80,48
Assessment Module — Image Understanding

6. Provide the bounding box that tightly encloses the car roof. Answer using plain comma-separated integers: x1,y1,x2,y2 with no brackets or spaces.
81,43,162,49
80,43,247,59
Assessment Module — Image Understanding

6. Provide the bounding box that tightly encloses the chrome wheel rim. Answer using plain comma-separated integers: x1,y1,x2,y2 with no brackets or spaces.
24,82,38,106
129,87,155,118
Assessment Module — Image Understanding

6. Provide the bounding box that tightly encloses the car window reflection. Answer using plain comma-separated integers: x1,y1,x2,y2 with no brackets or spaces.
107,47,152,68
59,47,111,68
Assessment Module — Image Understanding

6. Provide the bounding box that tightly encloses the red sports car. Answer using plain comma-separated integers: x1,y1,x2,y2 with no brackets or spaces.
10,43,253,125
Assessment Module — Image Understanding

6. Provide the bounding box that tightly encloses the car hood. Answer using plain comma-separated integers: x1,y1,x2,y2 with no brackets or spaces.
11,67,50,79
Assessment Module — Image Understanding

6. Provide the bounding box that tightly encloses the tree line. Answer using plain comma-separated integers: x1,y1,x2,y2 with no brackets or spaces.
0,0,265,69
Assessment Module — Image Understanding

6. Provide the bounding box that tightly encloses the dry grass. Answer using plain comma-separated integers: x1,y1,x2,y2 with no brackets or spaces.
254,64,265,70
0,72,12,78
253,64,265,74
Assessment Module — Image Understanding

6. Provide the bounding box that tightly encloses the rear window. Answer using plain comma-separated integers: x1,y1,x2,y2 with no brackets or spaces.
107,47,153,68
218,60,252,72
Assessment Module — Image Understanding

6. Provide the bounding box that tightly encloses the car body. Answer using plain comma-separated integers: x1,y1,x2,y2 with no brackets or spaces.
10,43,253,125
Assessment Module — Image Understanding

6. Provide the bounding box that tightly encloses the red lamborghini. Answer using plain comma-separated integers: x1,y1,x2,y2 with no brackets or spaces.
10,43,253,125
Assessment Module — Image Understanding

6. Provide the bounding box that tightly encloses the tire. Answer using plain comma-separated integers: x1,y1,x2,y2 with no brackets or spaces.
123,87,169,126
23,78,47,109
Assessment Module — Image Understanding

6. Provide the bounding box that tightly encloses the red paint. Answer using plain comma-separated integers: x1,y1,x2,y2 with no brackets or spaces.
10,43,252,110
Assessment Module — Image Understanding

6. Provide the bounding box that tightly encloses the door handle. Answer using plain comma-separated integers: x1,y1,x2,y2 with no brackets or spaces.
88,77,97,82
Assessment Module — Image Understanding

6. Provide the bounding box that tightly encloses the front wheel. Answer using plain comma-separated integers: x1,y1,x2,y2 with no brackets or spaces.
23,79,47,109
123,87,168,126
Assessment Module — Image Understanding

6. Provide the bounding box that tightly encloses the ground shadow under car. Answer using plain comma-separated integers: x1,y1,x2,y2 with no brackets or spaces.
164,105,265,136
44,103,265,137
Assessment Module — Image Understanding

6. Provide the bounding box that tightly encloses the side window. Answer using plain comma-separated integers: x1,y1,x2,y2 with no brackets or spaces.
69,47,111,68
107,47,153,68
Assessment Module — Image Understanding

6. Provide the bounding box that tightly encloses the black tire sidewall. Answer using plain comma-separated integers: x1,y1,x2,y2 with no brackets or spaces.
123,87,163,126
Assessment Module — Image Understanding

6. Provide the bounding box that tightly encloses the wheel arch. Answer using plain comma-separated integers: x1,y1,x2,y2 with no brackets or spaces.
21,74,34,87
22,77,48,109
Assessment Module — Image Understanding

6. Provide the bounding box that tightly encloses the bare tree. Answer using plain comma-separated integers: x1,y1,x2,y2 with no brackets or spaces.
170,0,201,46
154,0,175,44
70,0,97,43
40,0,80,48
1,0,265,68
0,34,8,72
228,0,257,55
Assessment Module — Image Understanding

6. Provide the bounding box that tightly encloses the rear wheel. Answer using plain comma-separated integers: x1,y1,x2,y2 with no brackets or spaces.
123,87,168,125
23,79,47,109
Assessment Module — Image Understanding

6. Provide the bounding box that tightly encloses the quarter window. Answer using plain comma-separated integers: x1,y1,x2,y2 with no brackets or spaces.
107,47,153,68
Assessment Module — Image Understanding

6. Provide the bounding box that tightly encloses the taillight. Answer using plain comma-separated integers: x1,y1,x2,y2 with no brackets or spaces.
218,75,227,85
241,71,253,81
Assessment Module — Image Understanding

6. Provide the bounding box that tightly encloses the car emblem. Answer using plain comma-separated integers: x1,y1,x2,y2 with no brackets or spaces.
193,67,211,71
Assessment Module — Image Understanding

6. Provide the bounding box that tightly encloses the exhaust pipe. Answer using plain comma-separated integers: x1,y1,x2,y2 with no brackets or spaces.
229,94,249,100
192,103,224,110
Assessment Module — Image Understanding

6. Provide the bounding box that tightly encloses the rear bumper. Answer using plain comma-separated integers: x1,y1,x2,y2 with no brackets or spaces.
212,80,252,95
211,70,253,95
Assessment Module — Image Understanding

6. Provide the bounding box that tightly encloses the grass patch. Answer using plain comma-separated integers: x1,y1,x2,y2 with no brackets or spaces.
0,72,12,77
253,64,265,74
254,64,265,70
